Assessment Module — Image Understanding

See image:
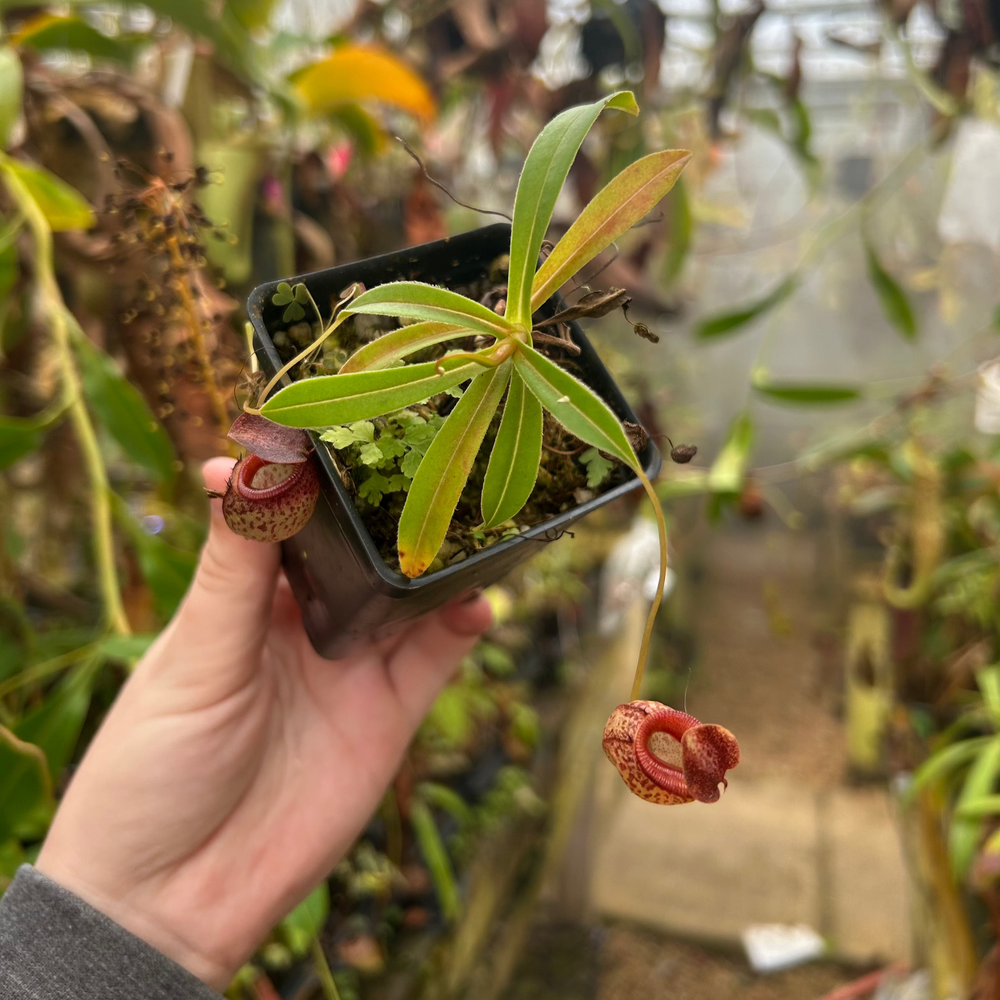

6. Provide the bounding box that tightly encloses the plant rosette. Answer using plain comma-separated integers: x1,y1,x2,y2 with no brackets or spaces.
229,92,740,805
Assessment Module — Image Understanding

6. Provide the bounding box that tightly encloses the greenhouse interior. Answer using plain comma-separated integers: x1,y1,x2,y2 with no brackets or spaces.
3,0,1000,998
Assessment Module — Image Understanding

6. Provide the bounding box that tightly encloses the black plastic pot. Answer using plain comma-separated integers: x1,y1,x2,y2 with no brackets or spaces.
248,223,661,658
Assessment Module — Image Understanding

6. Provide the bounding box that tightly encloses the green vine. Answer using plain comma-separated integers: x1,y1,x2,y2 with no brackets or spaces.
0,153,129,637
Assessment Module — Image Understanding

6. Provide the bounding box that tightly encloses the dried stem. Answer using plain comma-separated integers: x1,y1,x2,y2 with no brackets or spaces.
1,156,130,636
164,232,229,433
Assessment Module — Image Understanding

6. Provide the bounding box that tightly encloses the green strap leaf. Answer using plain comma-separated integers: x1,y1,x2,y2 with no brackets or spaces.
950,736,1000,878
340,320,463,373
409,798,460,922
345,282,516,341
72,331,176,483
662,175,692,286
707,412,754,494
0,724,52,843
0,416,42,471
505,91,639,329
398,363,511,577
4,159,94,231
865,241,917,342
695,275,798,340
0,659,98,840
753,378,861,406
530,149,690,310
280,882,330,957
908,735,992,796
955,794,1000,819
512,345,637,468
0,47,23,149
112,496,197,619
978,666,1000,728
261,355,489,428
15,14,141,64
481,371,542,528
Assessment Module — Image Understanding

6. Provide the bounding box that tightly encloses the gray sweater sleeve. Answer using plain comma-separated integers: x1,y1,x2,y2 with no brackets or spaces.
0,866,223,999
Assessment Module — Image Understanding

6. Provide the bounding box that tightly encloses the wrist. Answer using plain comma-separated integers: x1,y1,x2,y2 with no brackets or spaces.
34,854,236,990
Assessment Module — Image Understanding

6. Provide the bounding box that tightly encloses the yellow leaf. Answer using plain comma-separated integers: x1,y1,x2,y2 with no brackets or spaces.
7,160,94,231
292,45,436,124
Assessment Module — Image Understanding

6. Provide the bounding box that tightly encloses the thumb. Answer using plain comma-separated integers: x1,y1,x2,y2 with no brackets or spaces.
170,457,281,658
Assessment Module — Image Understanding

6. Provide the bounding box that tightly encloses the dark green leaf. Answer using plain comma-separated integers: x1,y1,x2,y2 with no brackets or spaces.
261,355,489,428
0,47,23,149
753,380,861,405
865,242,917,341
0,416,42,471
0,241,17,302
72,331,175,482
506,92,639,329
16,660,95,778
0,725,51,843
113,497,197,618
513,345,637,467
695,275,798,340
98,634,157,664
410,799,460,922
0,660,97,840
398,363,511,577
480,371,542,528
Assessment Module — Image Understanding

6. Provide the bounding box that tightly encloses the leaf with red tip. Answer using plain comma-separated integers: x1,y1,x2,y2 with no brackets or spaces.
229,413,313,464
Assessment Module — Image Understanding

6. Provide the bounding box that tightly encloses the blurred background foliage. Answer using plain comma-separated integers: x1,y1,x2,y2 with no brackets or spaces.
5,0,1000,997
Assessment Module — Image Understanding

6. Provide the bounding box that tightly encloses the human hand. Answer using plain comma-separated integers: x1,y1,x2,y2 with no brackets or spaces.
36,457,492,990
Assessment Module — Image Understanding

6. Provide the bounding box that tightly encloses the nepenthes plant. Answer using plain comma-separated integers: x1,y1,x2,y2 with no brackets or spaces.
227,91,740,805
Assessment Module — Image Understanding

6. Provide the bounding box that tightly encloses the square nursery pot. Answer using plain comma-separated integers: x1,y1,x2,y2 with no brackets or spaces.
248,223,661,659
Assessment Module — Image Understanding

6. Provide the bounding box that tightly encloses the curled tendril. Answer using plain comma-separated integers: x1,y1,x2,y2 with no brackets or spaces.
602,701,740,805
221,413,320,542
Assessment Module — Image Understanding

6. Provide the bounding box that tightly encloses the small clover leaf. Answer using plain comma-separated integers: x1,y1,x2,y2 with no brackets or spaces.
283,301,306,322
272,282,294,306
293,283,311,304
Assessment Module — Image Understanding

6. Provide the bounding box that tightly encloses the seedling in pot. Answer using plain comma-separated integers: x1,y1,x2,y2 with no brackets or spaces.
227,92,739,805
